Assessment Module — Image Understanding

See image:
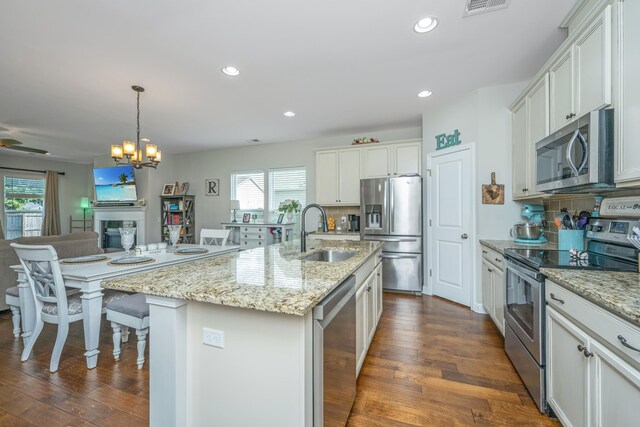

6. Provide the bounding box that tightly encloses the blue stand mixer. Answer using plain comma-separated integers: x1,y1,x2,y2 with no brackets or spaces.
511,204,548,244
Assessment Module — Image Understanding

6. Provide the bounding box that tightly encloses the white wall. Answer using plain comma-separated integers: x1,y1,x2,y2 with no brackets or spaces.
421,82,526,311
0,152,93,236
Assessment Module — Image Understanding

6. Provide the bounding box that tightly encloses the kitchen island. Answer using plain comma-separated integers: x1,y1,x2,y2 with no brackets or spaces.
102,239,383,427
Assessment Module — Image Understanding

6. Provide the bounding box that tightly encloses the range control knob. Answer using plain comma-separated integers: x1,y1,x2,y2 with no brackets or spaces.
594,225,604,232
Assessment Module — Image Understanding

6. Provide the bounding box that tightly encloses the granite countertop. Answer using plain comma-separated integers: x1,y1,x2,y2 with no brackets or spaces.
541,268,640,327
312,231,360,236
101,240,383,316
480,239,558,254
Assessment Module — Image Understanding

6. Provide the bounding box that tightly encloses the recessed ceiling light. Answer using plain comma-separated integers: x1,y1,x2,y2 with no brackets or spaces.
283,111,296,117
140,137,151,142
251,138,260,143
222,66,240,76
418,90,433,98
414,16,438,33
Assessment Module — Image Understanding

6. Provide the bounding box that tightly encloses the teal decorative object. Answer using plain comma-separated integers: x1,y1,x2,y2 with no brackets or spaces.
435,129,462,150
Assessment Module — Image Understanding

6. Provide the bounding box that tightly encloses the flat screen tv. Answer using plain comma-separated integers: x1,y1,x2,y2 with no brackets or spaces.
93,166,138,202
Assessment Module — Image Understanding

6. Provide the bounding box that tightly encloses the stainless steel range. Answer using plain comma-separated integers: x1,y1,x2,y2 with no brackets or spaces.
503,217,639,413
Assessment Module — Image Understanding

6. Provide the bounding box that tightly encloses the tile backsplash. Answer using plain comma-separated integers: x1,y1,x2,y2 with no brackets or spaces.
322,205,360,230
542,190,640,243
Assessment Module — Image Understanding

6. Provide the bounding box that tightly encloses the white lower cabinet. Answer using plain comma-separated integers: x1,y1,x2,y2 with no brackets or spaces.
546,281,640,427
356,256,383,376
546,307,590,427
480,245,505,335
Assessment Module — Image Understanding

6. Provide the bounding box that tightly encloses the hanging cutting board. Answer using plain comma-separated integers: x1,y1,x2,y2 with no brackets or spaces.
482,172,504,205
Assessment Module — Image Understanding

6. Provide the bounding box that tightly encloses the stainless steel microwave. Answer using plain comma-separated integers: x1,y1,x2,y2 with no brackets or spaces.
535,109,614,193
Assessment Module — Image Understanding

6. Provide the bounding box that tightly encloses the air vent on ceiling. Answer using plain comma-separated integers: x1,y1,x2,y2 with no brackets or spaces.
463,0,511,17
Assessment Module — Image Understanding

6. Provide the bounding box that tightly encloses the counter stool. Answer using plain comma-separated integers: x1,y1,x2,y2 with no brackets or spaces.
106,293,149,369
5,287,21,338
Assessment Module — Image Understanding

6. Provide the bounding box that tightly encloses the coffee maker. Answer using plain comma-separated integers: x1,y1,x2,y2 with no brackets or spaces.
348,214,360,232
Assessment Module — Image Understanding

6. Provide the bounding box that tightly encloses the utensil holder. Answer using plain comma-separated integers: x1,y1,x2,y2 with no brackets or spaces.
558,229,585,251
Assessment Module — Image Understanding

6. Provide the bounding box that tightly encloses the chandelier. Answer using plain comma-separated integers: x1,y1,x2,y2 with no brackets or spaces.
110,85,161,169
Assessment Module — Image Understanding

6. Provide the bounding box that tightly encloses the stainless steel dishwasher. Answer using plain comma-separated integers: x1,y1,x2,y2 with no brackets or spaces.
313,275,357,427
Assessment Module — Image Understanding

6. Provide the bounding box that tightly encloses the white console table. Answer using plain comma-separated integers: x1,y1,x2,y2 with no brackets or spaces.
222,222,295,248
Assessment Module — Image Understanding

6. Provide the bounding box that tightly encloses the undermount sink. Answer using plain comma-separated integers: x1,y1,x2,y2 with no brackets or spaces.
302,250,356,263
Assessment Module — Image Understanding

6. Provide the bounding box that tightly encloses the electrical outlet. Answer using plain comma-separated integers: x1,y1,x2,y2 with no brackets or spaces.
202,327,224,348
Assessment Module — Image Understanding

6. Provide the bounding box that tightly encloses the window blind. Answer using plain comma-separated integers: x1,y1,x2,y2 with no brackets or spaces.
269,167,307,212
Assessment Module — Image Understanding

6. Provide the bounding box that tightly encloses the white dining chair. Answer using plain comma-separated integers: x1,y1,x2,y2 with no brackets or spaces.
106,293,149,369
5,287,21,339
199,228,230,246
11,243,127,372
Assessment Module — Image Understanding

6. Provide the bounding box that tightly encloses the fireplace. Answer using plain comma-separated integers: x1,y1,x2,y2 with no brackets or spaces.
93,206,146,251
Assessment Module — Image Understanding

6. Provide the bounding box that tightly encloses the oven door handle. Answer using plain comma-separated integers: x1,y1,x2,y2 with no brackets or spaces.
506,260,543,283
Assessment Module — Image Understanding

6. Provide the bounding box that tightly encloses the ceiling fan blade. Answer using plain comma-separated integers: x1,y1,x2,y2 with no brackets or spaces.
0,138,23,146
1,145,49,155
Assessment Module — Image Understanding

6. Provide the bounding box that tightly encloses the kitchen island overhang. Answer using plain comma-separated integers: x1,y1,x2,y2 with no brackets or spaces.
102,240,383,427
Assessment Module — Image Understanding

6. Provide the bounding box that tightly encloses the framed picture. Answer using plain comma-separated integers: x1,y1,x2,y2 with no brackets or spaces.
179,182,190,195
162,184,176,196
242,213,251,223
205,179,220,196
277,214,284,224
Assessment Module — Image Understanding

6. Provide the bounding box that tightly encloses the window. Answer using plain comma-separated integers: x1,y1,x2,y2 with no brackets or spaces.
3,176,45,239
269,167,306,225
231,171,265,221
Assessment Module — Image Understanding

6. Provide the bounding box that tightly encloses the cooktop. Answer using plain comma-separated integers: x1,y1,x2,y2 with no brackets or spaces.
504,248,639,272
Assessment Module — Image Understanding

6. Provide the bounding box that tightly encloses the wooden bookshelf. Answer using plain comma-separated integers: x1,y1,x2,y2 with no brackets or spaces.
160,195,195,244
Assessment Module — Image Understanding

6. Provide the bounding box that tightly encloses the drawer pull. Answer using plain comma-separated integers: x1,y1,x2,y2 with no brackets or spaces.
482,250,487,254
488,268,494,272
618,335,640,353
494,258,502,263
366,286,372,292
549,293,565,304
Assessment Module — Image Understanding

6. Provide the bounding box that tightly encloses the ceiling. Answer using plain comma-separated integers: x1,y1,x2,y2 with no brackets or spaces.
0,0,577,163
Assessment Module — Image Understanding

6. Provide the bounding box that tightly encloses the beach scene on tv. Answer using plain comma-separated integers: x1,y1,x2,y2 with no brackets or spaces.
93,166,138,201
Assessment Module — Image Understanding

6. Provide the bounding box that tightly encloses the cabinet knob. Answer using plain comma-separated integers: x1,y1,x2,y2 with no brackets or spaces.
495,258,502,263
577,344,592,357
366,286,372,292
488,268,494,272
482,250,488,254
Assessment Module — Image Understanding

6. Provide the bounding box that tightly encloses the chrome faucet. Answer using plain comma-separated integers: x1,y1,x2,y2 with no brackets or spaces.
300,203,328,252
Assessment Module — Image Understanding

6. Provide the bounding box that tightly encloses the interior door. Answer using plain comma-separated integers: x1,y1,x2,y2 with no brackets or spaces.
428,148,472,307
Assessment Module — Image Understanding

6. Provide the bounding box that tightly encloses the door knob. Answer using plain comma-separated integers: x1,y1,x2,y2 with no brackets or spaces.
461,234,468,239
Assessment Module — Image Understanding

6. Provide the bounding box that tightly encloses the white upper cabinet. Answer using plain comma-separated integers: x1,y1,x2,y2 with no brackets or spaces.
316,148,361,205
512,100,528,199
337,149,361,204
363,142,422,178
363,145,391,178
511,3,616,197
616,0,640,184
316,140,422,205
574,6,611,116
550,49,575,133
316,150,339,205
550,6,611,134
525,75,549,198
393,142,422,176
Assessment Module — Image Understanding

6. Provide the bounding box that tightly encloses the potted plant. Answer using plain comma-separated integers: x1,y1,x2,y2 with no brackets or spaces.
278,199,300,221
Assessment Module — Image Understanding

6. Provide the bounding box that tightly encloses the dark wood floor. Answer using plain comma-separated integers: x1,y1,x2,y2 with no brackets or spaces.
0,294,559,426
347,294,559,426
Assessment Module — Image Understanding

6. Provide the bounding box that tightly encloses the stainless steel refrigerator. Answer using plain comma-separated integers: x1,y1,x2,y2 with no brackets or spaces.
360,176,423,292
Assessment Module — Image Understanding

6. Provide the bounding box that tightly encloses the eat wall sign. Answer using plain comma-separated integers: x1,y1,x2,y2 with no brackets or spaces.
435,129,462,150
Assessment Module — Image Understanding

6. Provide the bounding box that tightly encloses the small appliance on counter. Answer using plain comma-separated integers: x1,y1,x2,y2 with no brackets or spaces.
348,214,360,232
510,204,548,244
